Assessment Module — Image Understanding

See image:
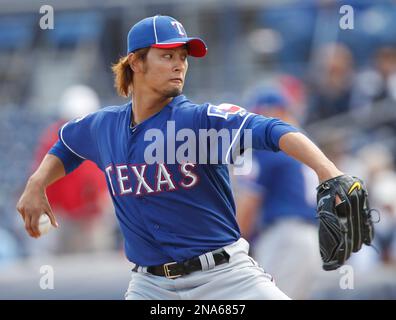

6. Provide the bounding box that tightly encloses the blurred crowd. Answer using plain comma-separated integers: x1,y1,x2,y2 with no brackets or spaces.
0,85,119,262
1,0,396,299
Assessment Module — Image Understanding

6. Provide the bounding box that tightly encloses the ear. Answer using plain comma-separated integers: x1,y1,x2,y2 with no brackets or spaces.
128,53,143,73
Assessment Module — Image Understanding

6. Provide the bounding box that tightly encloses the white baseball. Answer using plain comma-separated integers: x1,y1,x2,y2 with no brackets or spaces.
38,213,51,235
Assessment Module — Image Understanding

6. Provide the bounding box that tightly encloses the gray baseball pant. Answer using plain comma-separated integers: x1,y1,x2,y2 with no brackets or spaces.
125,238,290,300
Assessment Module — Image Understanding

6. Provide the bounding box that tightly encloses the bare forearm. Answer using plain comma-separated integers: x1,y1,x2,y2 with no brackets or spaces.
17,154,64,237
28,154,66,189
278,132,343,182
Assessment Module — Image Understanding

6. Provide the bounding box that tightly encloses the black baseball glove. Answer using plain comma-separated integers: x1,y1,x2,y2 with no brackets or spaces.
316,175,375,271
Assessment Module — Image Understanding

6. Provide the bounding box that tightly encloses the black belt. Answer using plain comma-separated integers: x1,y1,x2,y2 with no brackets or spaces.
134,248,230,279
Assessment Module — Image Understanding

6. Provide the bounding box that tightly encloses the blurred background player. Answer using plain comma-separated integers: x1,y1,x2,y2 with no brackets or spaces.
305,43,355,124
236,86,321,299
31,85,112,255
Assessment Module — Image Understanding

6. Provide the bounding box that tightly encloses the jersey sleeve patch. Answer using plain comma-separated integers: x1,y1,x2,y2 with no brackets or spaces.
207,103,247,119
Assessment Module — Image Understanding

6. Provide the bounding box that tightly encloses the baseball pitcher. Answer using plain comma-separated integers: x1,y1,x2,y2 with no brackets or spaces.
17,15,374,300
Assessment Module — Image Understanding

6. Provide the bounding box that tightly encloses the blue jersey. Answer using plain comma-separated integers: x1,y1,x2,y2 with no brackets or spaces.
239,150,317,227
49,94,297,266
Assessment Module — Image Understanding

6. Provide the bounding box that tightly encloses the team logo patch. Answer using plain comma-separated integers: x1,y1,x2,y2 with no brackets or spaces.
207,103,247,119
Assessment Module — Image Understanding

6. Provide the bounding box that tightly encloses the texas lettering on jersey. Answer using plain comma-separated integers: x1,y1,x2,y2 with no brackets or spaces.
104,162,199,196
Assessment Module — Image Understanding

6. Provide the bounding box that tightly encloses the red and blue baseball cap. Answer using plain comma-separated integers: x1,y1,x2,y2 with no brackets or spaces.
246,87,289,113
127,15,207,58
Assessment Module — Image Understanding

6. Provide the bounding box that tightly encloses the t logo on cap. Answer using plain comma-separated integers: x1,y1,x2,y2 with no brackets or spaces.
127,15,207,58
171,21,186,36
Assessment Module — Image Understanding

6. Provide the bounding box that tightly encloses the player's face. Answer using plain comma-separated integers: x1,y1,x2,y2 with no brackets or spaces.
143,46,189,98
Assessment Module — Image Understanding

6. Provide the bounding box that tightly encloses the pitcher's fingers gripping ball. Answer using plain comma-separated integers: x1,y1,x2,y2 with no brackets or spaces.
316,175,375,271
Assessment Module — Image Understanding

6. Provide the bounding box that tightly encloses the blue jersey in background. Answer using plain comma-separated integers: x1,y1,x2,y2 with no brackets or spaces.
240,149,317,227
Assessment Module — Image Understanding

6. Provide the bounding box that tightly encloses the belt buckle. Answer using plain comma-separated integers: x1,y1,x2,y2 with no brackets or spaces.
163,262,181,279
